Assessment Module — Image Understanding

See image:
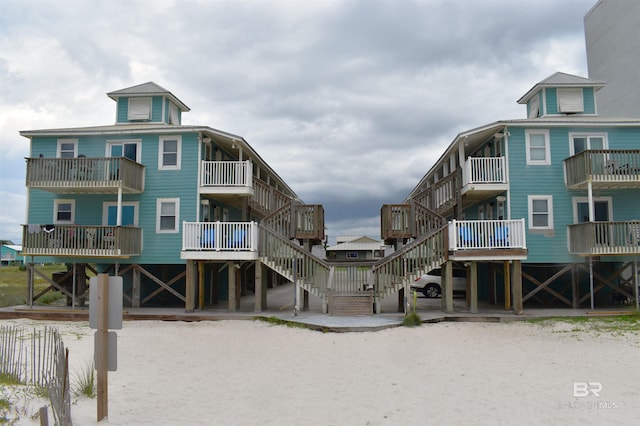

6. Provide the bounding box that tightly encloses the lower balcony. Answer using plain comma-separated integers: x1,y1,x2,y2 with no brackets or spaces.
22,225,142,258
181,221,259,261
447,219,528,261
568,221,640,256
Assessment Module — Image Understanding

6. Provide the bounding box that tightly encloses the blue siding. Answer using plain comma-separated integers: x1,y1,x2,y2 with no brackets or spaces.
583,88,596,114
506,125,640,264
116,99,128,123
544,88,558,114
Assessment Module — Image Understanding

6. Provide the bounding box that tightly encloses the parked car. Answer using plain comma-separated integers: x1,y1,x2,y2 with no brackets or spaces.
410,267,467,298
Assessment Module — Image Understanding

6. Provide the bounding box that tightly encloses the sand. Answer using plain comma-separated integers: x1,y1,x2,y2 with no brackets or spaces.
5,318,639,426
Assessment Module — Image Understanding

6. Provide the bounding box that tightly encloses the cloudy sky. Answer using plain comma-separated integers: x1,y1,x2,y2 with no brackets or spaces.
0,0,594,244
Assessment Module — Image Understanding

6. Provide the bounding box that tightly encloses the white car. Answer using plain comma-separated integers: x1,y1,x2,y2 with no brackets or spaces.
410,267,467,298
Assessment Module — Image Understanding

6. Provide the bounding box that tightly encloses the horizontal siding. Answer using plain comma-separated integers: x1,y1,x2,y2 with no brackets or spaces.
507,125,640,264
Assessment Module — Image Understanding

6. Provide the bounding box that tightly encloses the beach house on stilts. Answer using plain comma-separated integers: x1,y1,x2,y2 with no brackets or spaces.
379,72,640,314
20,82,326,313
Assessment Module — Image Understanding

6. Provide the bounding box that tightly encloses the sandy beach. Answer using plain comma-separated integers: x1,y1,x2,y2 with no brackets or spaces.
5,318,639,426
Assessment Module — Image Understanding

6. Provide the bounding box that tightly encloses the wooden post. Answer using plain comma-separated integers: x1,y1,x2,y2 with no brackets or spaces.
443,260,454,314
254,260,263,312
132,267,140,308
571,264,579,309
185,260,195,312
512,260,523,315
27,262,34,308
504,261,511,310
469,261,478,314
96,273,109,421
228,262,237,311
198,261,205,310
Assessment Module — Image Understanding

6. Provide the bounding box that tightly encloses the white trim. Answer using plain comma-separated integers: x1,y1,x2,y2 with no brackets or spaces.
156,198,180,233
57,139,78,158
571,196,612,224
568,132,608,156
158,135,182,170
54,199,75,224
102,201,139,226
106,139,142,162
528,195,554,230
525,129,550,165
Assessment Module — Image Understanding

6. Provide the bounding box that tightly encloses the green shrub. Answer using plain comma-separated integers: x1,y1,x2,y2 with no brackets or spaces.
72,361,96,398
403,312,422,327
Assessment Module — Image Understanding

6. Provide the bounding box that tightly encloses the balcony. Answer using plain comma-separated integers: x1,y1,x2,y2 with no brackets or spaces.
199,161,253,196
380,202,445,242
181,221,259,261
564,149,640,190
461,156,508,203
26,157,145,194
568,221,640,256
447,219,528,261
22,225,142,258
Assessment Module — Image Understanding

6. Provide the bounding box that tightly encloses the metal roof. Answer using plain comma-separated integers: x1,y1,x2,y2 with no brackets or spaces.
107,82,190,111
517,72,606,104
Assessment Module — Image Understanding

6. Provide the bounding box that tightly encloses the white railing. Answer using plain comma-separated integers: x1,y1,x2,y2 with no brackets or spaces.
465,157,506,184
200,161,252,187
448,219,526,251
182,221,258,251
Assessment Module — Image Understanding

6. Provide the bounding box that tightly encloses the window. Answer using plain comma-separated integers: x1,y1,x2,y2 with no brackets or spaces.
159,136,181,170
128,97,151,120
528,195,553,230
169,103,179,125
346,252,358,259
107,140,141,162
57,139,77,158
528,94,540,118
156,198,179,233
569,133,606,155
54,199,75,224
525,129,550,165
557,88,583,113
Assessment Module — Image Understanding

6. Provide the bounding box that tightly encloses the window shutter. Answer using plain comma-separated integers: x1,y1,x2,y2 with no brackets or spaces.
128,98,151,120
558,89,583,113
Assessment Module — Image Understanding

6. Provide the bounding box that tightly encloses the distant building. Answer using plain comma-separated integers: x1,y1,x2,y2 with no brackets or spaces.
326,236,388,262
584,0,640,117
1,245,23,265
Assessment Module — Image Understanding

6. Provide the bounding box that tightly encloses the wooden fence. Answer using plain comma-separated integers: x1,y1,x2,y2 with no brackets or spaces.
0,325,72,425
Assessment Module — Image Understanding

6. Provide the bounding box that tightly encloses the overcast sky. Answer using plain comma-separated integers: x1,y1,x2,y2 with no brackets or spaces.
0,0,594,244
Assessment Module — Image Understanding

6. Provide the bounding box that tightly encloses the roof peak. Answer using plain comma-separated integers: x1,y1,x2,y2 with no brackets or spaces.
517,71,606,104
107,82,190,111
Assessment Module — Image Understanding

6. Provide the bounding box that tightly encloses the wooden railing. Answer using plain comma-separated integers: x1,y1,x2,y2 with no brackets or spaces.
433,172,457,212
327,263,374,292
372,226,447,299
182,221,258,251
200,160,252,187
261,200,324,241
249,177,293,217
26,157,145,193
448,219,527,251
22,224,142,257
564,149,640,188
568,221,640,256
465,156,506,184
259,224,331,302
380,201,445,240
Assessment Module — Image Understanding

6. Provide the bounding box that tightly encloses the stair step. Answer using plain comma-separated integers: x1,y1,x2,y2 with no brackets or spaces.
329,292,373,316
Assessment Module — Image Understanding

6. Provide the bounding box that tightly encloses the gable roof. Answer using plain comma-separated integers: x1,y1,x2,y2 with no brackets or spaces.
517,72,606,104
107,82,190,111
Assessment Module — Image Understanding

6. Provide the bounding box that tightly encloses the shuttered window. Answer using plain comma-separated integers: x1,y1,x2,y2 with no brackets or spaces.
557,88,583,113
128,97,151,120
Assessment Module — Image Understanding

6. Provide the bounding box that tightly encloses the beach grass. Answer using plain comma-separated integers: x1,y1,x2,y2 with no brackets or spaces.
0,264,68,308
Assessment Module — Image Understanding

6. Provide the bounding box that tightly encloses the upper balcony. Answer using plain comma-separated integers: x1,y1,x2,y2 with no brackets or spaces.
181,221,259,261
22,224,142,258
26,157,145,194
199,160,253,196
564,149,640,190
568,221,640,256
461,156,508,204
447,219,528,261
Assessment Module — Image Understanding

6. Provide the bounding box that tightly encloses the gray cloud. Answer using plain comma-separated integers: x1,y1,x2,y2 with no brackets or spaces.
0,0,592,243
